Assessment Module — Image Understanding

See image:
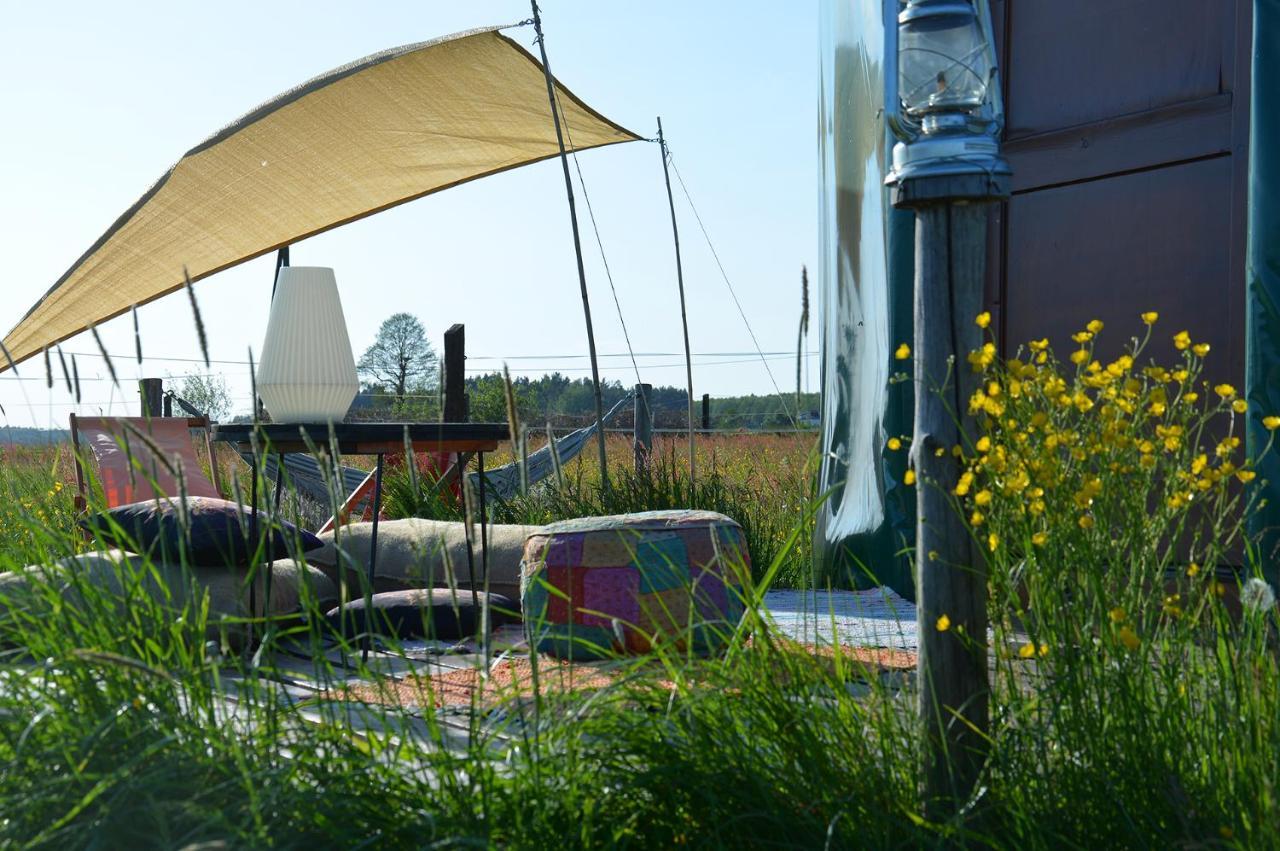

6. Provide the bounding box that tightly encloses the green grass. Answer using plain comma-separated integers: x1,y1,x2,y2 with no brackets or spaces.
379,434,816,590
1,398,1278,848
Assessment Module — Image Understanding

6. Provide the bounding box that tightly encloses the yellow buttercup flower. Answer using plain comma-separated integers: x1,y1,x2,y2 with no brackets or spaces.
887,437,902,451
1072,331,1093,344
936,614,951,632
1233,399,1248,414
1237,470,1257,483
904,469,916,486
975,311,991,329
1117,625,1140,651
1141,311,1158,324
1018,642,1036,659
1173,331,1191,350
1086,319,1104,334
1070,349,1089,365
970,510,985,527
1192,343,1211,357
1031,531,1047,547
1109,607,1126,624
987,532,999,552
974,489,992,507
1214,383,1236,399
895,343,911,360
1078,514,1095,530
1264,416,1280,430
975,436,991,453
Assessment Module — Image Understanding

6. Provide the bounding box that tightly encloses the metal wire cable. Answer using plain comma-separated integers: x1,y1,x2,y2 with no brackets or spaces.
666,150,798,428
549,83,646,395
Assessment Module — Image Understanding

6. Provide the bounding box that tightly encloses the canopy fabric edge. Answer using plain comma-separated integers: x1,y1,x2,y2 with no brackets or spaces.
2,26,642,373
4,136,637,373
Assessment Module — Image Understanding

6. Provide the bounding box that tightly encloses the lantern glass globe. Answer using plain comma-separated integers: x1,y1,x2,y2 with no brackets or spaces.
898,1,991,118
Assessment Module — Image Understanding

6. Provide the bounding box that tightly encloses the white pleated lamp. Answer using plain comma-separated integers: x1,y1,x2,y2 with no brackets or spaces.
256,266,359,423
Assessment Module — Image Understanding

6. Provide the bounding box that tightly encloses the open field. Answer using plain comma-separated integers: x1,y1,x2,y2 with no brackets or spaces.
2,322,1280,850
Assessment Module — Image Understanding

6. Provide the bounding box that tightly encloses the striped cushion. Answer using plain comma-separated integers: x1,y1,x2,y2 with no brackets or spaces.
520,510,750,660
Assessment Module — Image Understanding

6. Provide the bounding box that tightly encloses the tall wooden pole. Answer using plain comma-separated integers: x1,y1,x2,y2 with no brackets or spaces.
633,382,652,473
139,377,162,418
530,1,609,492
443,324,467,423
910,200,989,814
657,117,696,486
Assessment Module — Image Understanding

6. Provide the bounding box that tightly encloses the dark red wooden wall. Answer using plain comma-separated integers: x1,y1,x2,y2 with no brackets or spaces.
987,0,1253,382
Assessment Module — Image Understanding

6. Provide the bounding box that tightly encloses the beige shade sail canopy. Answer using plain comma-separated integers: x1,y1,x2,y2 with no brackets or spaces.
1,25,641,370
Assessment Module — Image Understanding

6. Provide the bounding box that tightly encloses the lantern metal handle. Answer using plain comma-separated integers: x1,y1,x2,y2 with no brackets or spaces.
882,0,917,143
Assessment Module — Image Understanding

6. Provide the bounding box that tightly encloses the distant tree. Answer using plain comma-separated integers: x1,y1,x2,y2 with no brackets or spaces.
174,372,233,421
357,313,438,405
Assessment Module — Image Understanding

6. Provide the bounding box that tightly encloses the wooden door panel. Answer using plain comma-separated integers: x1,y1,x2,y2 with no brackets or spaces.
1004,0,1225,139
1002,157,1240,382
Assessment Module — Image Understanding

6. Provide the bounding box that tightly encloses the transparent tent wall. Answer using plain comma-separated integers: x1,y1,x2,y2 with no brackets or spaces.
815,0,917,600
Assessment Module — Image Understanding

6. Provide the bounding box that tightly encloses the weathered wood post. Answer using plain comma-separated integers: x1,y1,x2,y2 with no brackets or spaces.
163,393,173,417
701,393,710,432
443,324,467,423
139,377,162,418
906,199,992,810
882,0,1011,816
633,383,652,472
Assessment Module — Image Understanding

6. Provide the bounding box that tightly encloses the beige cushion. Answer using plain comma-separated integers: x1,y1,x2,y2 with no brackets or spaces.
0,550,335,646
310,519,540,602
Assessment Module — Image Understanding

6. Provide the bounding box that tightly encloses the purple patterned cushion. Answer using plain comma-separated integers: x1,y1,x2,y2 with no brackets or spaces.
80,496,322,568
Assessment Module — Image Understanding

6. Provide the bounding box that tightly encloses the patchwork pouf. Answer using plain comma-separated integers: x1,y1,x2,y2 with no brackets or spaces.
520,510,751,660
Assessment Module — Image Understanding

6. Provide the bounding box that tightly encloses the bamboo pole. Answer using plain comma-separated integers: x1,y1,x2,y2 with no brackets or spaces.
530,1,609,493
657,117,696,487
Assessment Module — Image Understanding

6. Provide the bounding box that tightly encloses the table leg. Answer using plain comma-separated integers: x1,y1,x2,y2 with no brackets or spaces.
248,448,259,653
267,455,284,639
478,452,490,665
363,453,385,663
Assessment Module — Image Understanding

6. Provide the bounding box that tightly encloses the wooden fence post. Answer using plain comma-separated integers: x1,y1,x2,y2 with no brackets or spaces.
701,394,711,432
911,202,989,814
139,378,162,418
443,324,467,423
633,383,652,472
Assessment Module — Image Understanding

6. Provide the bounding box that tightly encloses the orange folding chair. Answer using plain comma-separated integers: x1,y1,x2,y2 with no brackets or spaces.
69,415,224,510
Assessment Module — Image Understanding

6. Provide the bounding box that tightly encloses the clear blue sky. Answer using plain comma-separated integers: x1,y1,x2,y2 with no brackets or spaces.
0,1,817,426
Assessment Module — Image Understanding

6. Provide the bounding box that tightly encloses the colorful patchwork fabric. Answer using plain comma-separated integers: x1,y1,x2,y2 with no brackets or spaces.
520,510,751,660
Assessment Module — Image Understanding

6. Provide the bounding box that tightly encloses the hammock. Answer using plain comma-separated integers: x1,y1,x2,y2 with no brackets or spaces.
219,393,634,518
467,393,634,502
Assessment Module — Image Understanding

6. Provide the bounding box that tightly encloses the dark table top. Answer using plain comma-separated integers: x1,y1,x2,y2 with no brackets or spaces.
211,421,509,455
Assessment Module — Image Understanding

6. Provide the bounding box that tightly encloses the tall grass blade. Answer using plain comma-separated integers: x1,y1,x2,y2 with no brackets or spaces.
184,266,210,368
56,346,72,395
88,323,119,389
131,304,143,365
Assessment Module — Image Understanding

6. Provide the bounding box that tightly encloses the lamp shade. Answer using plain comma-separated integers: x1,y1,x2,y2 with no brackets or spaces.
256,266,359,423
